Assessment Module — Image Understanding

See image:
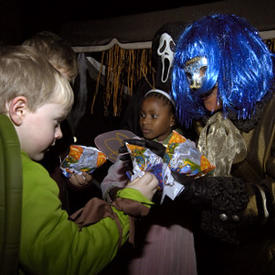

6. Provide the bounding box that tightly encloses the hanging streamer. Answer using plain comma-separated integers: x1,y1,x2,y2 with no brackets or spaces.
264,38,275,53
93,45,154,116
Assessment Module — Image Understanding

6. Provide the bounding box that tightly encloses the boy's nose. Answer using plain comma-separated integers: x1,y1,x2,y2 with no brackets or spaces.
55,126,63,140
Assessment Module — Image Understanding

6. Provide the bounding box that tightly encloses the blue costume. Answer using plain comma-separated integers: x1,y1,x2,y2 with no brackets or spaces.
171,14,275,275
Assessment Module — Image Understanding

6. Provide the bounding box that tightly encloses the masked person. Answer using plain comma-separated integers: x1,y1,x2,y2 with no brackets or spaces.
170,13,275,275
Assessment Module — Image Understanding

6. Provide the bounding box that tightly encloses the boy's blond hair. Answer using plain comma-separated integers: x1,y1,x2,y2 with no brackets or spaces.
22,31,78,82
0,45,74,114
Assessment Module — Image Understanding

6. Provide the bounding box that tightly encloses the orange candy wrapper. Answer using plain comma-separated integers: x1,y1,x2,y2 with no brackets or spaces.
164,131,215,176
126,131,215,202
60,145,107,178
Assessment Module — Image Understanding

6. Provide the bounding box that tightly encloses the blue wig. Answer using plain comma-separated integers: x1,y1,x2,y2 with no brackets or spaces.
172,14,274,128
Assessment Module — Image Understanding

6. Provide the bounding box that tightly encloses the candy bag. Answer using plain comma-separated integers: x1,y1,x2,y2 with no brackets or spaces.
60,145,107,178
126,143,164,188
165,131,215,177
125,131,215,202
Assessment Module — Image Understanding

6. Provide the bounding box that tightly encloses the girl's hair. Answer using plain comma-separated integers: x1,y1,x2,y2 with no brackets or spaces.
23,31,78,82
0,45,74,114
143,89,175,115
172,13,275,128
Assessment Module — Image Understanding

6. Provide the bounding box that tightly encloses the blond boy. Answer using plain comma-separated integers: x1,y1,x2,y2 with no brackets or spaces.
0,45,158,274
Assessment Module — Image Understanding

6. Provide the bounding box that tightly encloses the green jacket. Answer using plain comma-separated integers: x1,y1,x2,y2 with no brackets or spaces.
19,152,152,275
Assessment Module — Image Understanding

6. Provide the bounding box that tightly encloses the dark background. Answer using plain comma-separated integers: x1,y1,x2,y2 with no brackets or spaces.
0,0,219,44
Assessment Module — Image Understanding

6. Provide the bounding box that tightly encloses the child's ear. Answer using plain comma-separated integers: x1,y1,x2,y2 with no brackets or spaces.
7,96,28,126
170,114,176,128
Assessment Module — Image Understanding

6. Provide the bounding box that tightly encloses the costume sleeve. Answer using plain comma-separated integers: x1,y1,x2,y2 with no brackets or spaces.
19,153,152,275
193,175,275,244
200,117,275,244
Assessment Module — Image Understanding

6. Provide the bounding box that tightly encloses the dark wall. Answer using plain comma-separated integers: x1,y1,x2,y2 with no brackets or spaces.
60,0,275,47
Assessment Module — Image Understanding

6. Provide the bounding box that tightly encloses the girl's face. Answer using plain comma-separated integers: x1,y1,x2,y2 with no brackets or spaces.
17,103,67,161
139,97,174,142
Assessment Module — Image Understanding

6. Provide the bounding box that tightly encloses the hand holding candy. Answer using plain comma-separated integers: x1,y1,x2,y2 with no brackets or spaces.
171,171,210,206
69,172,93,188
127,172,159,201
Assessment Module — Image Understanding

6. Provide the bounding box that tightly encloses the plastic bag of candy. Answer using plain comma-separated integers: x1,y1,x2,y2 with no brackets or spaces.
60,145,107,178
125,131,215,202
126,143,164,187
165,131,215,177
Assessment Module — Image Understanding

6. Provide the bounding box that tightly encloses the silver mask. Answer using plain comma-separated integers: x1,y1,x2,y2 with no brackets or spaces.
184,56,208,89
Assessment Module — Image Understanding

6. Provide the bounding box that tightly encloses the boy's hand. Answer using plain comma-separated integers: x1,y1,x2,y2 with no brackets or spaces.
127,172,158,201
69,172,92,188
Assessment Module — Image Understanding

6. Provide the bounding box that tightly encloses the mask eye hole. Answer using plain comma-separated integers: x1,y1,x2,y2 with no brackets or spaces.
159,41,167,53
185,72,192,81
200,66,207,77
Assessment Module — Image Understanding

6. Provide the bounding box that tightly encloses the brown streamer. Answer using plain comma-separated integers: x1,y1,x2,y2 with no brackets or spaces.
92,51,105,114
92,45,154,117
264,38,275,53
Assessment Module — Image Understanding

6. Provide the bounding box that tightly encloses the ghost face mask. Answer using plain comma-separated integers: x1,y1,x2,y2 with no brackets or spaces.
184,56,208,90
157,33,176,83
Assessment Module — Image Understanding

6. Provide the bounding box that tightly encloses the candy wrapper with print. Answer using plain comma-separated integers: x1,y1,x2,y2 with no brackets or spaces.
125,143,164,187
165,131,215,176
60,145,107,178
126,131,215,203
